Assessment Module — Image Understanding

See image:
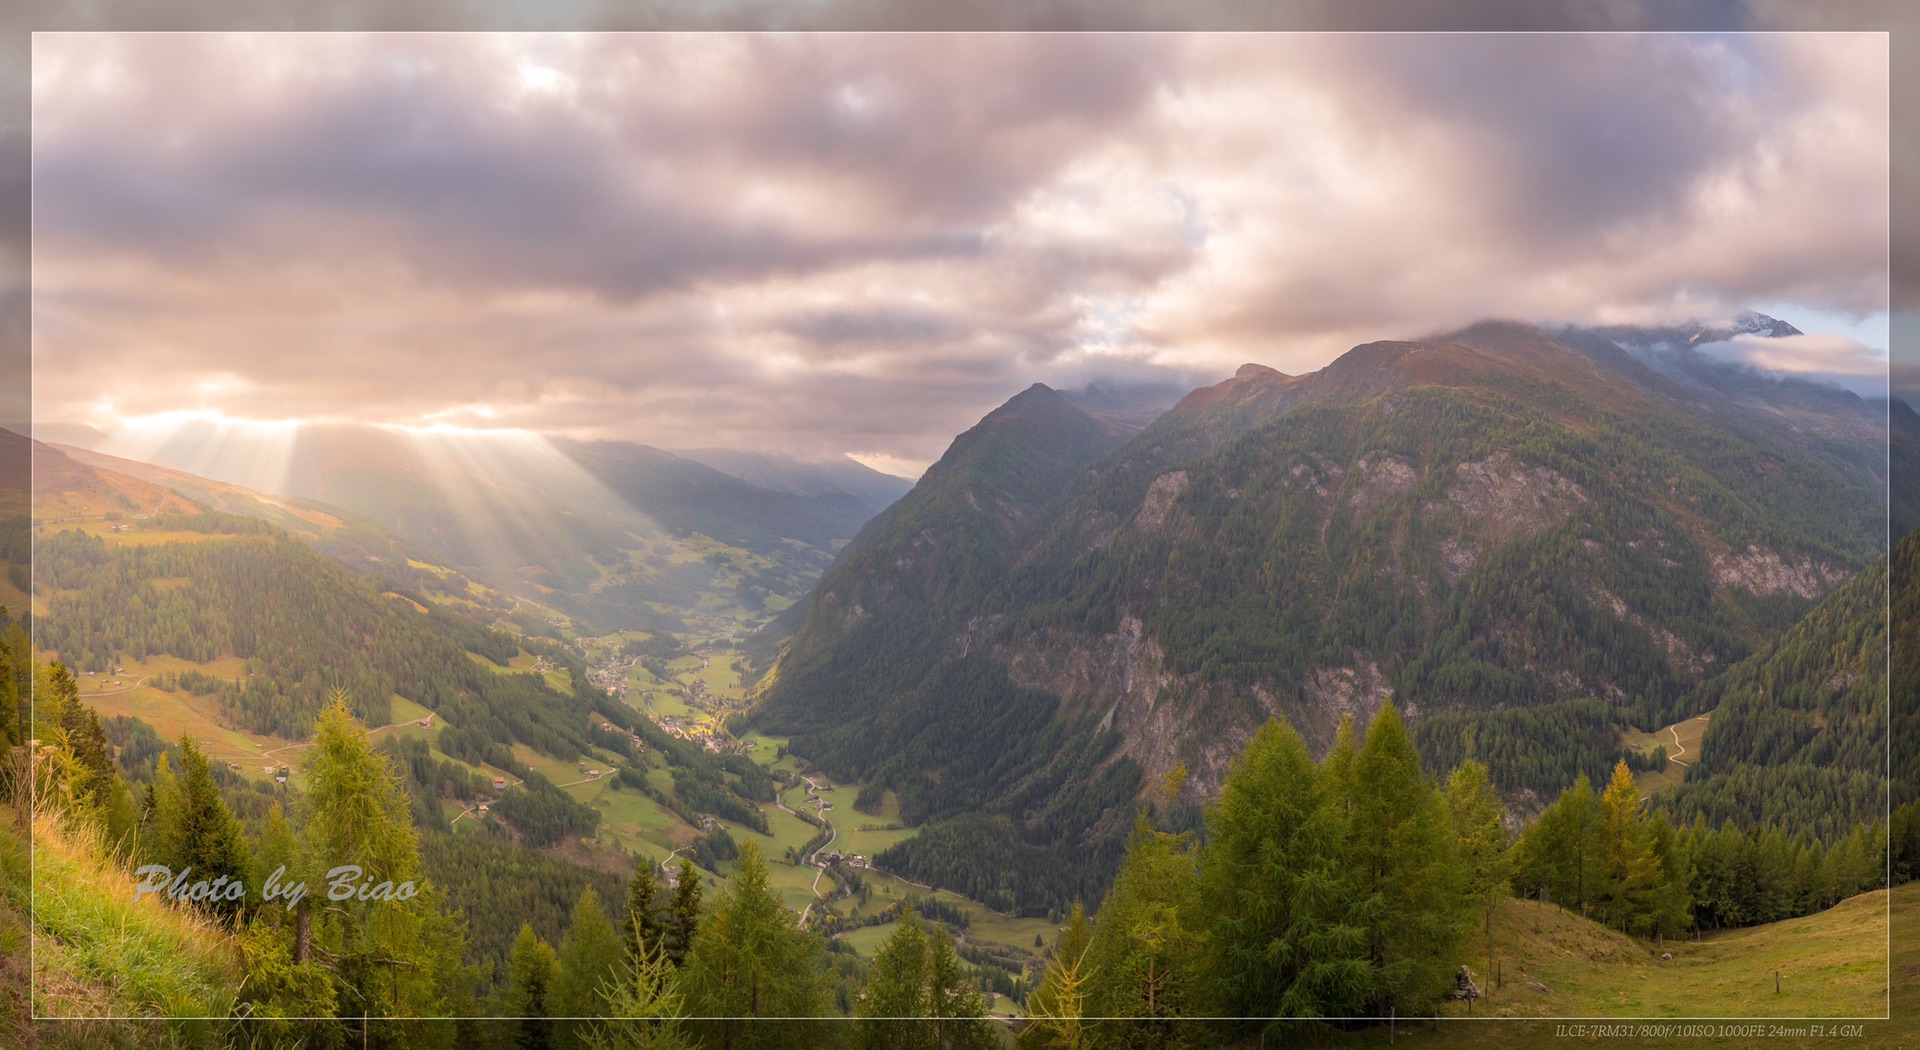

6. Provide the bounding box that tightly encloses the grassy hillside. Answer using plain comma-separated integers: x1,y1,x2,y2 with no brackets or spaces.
18,808,241,1024
1193,883,1910,1049
1454,890,1886,1019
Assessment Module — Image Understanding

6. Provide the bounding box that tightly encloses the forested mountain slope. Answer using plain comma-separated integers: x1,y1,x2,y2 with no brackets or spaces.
756,320,1886,913
1661,541,1888,840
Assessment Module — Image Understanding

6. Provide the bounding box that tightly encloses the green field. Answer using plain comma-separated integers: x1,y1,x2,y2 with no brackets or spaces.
1437,888,1887,1021
1621,712,1714,798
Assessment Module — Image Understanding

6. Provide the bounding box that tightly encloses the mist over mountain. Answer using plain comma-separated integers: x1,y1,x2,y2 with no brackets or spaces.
669,448,915,511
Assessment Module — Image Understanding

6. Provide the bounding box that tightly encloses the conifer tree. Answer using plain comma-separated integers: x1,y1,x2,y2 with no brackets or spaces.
509,922,560,1050
1595,760,1659,933
1445,760,1510,985
680,841,829,1050
1192,718,1363,1019
665,858,701,968
589,938,691,1050
1019,903,1093,1050
1347,703,1470,1016
924,920,995,1050
858,908,931,1049
625,859,667,964
1082,815,1196,1047
552,888,626,1049
859,907,995,1050
143,752,183,867
175,737,250,922
292,690,472,1040
1513,774,1600,913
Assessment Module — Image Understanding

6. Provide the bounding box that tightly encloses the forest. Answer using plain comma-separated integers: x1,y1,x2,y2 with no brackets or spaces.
14,666,1903,1048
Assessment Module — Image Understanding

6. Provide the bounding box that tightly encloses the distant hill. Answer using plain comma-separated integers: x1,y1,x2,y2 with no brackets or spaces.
756,319,1887,913
671,448,915,510
41,422,892,636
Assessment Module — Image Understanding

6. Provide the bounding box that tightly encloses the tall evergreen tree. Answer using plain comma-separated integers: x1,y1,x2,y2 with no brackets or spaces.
1192,719,1365,1020
1082,816,1197,1048
1594,761,1659,933
1444,760,1510,985
1513,774,1601,914
680,841,830,1050
143,752,183,867
665,858,702,968
552,888,626,1049
625,859,667,964
174,737,250,922
1347,703,1470,1017
294,691,472,1045
858,907,995,1050
509,922,560,1050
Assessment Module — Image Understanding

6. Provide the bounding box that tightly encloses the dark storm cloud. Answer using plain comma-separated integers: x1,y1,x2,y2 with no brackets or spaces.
28,31,1890,471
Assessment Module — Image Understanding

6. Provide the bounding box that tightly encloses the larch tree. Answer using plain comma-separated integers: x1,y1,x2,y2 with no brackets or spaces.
508,921,560,1050
1444,760,1510,987
552,888,626,1050
680,841,829,1050
295,690,472,1045
1192,719,1364,1020
1347,703,1471,1017
1019,902,1093,1050
1082,815,1197,1047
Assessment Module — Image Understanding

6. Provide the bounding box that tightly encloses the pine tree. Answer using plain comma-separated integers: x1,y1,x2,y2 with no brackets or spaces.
552,888,626,1049
625,859,667,964
175,737,251,922
509,922,560,1050
680,840,830,1050
665,858,701,968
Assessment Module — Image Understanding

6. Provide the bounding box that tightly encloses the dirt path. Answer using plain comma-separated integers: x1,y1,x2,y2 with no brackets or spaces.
86,673,154,696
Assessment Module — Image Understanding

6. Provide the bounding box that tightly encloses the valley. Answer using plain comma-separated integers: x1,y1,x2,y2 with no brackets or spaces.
9,312,1907,1034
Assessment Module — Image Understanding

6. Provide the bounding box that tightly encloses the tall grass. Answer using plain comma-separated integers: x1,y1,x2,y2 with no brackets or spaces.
29,808,241,1021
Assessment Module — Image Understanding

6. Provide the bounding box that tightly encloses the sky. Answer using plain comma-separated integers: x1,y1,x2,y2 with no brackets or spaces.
29,32,1892,476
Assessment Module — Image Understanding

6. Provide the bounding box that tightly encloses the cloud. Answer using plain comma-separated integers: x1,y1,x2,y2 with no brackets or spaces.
1693,332,1890,397
28,32,1890,465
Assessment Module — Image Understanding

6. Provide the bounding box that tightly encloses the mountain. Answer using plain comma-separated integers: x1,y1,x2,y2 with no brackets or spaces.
671,448,915,510
1894,399,1920,541
1659,535,1889,841
55,422,892,635
755,320,1885,914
